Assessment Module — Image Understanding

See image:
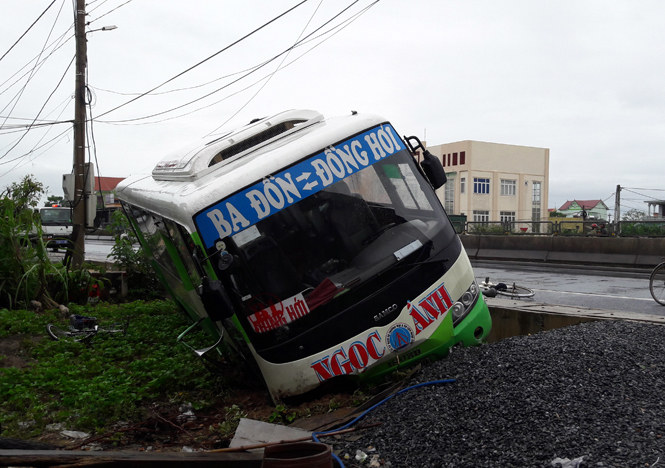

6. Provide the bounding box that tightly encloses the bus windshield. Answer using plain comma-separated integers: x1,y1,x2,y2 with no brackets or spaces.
212,149,457,348
40,208,72,225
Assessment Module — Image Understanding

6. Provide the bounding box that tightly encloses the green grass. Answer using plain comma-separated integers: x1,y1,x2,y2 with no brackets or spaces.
0,300,226,437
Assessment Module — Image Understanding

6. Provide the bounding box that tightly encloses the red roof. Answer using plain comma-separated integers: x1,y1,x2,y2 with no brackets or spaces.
95,176,125,192
559,199,603,211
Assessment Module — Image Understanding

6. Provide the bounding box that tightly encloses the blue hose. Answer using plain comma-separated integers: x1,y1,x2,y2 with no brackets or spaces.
312,379,456,468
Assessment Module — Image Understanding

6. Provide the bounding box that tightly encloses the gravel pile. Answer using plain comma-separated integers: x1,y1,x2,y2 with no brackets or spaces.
331,320,665,467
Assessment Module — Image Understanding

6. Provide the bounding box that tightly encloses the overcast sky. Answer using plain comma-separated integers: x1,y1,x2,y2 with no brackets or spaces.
2,0,664,217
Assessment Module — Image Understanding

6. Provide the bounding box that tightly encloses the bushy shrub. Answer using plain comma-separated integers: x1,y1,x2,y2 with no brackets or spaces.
107,210,164,300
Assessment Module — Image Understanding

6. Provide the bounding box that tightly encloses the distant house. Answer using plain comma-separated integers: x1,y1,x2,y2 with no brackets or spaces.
94,176,125,226
559,200,609,220
645,199,665,219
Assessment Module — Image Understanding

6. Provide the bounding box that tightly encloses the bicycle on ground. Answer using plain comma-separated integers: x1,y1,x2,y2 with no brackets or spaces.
649,262,665,306
46,314,129,343
479,277,535,299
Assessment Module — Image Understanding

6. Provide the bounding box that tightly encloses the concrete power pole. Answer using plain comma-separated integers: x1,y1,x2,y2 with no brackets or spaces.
71,0,87,268
614,185,621,232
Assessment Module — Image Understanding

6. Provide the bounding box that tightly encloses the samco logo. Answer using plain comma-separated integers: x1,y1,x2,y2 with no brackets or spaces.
407,282,453,335
310,331,385,382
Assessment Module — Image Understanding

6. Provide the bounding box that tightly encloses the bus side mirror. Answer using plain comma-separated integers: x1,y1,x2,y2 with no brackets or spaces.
420,150,447,189
198,276,234,322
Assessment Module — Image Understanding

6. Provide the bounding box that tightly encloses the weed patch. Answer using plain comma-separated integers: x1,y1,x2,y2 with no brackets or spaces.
0,300,226,437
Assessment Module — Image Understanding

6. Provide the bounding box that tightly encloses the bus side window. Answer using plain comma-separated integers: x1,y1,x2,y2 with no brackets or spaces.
164,220,202,286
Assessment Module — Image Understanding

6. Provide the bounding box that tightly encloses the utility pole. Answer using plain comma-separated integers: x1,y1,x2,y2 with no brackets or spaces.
614,185,621,223
71,0,87,269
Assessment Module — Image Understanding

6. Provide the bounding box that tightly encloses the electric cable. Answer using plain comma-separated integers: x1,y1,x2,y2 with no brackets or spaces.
95,0,376,126
0,54,75,160
0,0,58,64
0,126,71,177
622,187,665,192
94,0,309,120
87,0,133,24
205,0,325,136
622,188,663,202
0,30,74,98
205,0,376,136
0,0,67,129
89,0,373,112
311,379,457,468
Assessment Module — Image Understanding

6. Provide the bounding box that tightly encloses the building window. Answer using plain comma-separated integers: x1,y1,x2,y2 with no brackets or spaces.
452,153,458,165
460,177,465,194
441,154,445,167
500,211,516,223
444,176,455,213
501,179,516,196
473,210,489,223
473,178,490,194
460,151,466,165
532,181,542,233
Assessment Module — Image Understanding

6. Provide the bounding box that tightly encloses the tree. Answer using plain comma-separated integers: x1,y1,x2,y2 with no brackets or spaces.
44,195,64,207
0,175,49,308
2,174,45,215
622,209,646,221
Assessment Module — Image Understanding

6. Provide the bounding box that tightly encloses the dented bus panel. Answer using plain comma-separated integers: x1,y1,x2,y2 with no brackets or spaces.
116,110,492,402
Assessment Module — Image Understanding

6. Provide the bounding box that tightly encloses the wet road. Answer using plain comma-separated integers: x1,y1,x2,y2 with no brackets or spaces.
47,237,114,264
48,239,664,316
472,261,665,317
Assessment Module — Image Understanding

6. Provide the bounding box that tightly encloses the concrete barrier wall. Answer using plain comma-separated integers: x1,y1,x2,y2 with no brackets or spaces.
461,235,665,268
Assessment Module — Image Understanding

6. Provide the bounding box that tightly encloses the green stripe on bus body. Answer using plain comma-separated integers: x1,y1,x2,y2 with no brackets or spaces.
358,299,492,384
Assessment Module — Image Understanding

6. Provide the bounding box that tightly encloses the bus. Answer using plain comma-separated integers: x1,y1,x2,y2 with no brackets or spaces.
116,109,492,402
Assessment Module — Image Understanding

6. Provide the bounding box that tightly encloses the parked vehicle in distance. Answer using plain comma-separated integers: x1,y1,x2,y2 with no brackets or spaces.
116,109,493,402
33,206,73,251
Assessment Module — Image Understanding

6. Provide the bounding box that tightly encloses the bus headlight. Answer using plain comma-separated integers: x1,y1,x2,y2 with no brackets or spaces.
452,280,480,327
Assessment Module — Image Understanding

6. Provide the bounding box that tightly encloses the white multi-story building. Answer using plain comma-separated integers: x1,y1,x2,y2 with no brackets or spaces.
424,140,549,226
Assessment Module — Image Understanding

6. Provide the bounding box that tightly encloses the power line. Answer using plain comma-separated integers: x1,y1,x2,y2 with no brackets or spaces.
0,0,58,64
622,188,663,202
206,0,325,136
90,0,374,103
94,0,309,120
87,0,133,25
0,0,67,128
96,0,375,126
98,0,378,128
622,187,665,192
0,53,75,160
0,31,74,98
0,126,71,173
0,121,72,135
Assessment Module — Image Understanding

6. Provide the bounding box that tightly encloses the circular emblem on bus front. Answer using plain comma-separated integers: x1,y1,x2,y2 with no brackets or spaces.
386,323,415,352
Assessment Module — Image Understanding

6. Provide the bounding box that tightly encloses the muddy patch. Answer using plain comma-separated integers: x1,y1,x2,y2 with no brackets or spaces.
0,335,40,369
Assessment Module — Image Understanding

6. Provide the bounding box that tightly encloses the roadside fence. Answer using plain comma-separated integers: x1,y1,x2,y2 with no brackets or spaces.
459,220,665,238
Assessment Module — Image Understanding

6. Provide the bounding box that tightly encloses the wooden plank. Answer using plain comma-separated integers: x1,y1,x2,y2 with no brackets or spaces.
0,449,263,467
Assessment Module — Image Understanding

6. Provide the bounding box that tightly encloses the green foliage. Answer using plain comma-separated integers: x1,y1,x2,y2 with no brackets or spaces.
44,195,65,207
622,208,646,221
468,223,506,234
213,404,246,439
0,175,53,309
0,300,224,436
269,404,297,423
549,211,566,218
107,211,163,300
621,222,665,237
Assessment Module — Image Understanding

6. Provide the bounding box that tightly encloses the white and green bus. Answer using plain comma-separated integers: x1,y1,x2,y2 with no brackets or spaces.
116,110,491,402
